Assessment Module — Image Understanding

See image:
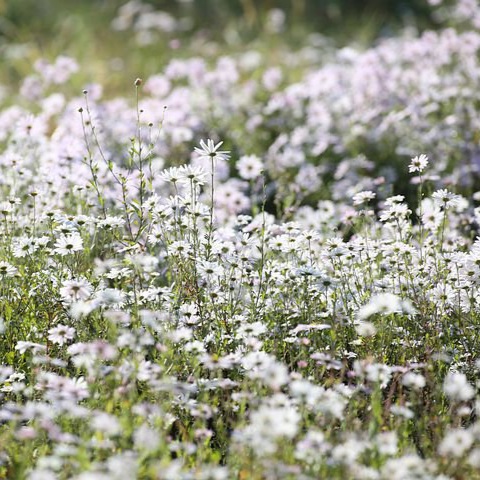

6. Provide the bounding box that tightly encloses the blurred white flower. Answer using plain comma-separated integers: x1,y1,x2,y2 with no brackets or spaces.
443,372,475,402
48,324,76,346
60,278,93,303
358,293,416,320
0,261,17,277
438,428,474,457
237,154,263,180
402,372,426,390
352,190,376,206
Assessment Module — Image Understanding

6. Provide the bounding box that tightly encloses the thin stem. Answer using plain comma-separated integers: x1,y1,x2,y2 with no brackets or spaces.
206,156,215,260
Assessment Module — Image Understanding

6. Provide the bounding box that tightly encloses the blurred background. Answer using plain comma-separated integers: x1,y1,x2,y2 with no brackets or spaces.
0,0,445,94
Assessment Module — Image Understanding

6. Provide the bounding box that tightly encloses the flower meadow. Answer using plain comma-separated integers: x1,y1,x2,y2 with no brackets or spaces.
4,0,480,479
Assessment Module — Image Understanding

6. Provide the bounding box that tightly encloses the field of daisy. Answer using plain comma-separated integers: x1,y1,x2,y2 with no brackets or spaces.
2,0,480,478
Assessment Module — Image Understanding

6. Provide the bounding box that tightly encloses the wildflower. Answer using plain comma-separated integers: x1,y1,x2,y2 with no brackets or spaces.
27,469,57,480
331,436,367,465
248,402,300,439
167,240,192,257
379,203,411,222
96,288,126,307
390,404,415,419
216,183,251,214
296,164,322,193
97,216,125,229
69,302,96,325
106,452,138,479
0,261,17,277
0,201,13,215
178,164,207,185
159,166,184,185
184,340,205,353
48,375,89,402
468,448,480,468
262,361,290,390
12,236,38,258
438,428,474,457
364,362,393,387
409,154,429,173
432,189,461,209
421,201,443,230
197,260,224,278
59,278,93,302
91,412,121,436
237,154,263,180
48,325,76,346
352,190,376,206
402,372,426,390
357,293,416,320
133,423,161,451
147,225,163,245
374,431,398,456
381,454,435,479
384,195,405,205
295,430,330,462
15,341,46,354
194,139,230,163
54,233,83,255
241,351,273,373
355,321,377,337
168,327,192,343
443,371,475,402
237,321,267,338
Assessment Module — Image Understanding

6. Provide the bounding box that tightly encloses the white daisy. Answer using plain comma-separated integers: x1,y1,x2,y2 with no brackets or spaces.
48,324,76,346
194,139,230,163
409,154,429,173
54,233,83,255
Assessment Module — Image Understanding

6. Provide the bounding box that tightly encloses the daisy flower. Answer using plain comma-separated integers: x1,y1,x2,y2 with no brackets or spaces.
54,233,83,255
352,190,376,206
432,189,461,209
197,260,224,278
237,154,263,180
158,166,184,185
443,372,475,402
409,154,429,173
178,164,207,185
12,236,38,258
0,261,17,277
60,278,93,302
97,216,125,229
194,139,230,163
48,324,76,346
